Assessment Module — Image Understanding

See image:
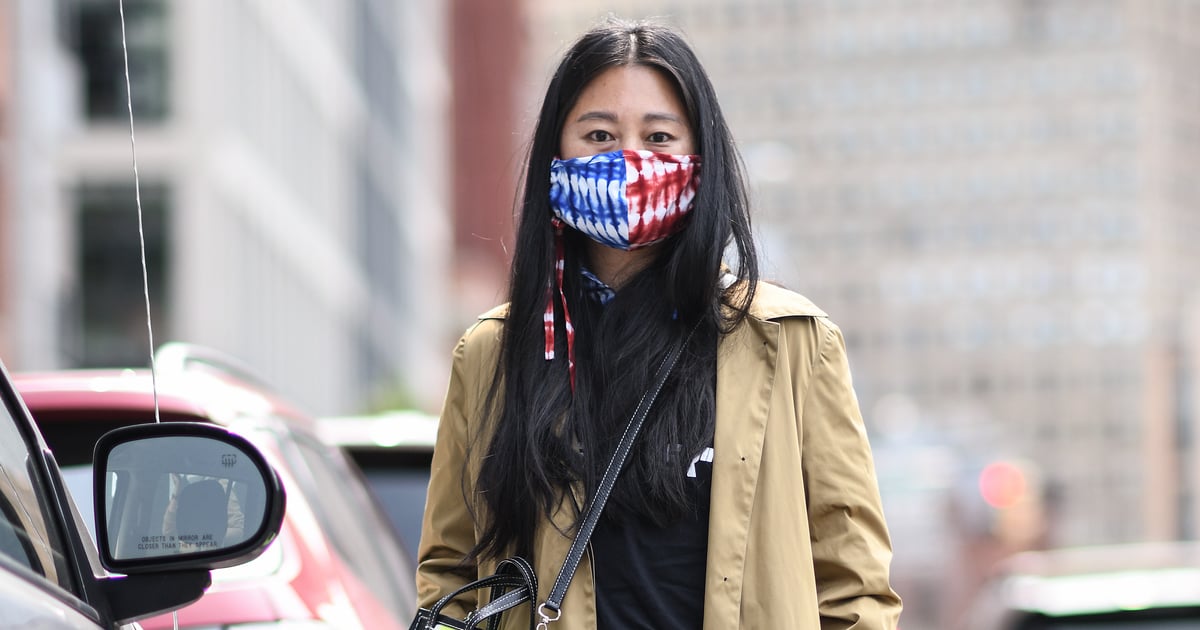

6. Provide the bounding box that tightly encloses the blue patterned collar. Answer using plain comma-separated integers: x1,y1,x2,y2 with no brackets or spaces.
580,267,616,305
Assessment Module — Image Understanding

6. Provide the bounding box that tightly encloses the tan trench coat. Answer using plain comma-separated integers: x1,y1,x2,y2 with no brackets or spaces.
417,281,902,629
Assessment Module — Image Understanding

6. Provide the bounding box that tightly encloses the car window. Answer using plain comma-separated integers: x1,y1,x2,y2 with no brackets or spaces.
276,425,416,620
58,469,97,542
346,449,432,559
0,386,73,592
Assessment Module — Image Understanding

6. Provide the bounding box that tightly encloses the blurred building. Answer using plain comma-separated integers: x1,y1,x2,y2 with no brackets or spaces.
0,0,10,361
527,0,1199,626
448,0,525,321
5,0,452,415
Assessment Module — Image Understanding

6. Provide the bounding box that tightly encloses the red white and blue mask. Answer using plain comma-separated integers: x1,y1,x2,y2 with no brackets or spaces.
549,149,701,250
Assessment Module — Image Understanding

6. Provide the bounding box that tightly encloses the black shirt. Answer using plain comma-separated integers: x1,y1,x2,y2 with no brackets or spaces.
592,446,714,630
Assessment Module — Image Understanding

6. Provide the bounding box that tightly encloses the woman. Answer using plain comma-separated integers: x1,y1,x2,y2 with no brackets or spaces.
417,18,902,629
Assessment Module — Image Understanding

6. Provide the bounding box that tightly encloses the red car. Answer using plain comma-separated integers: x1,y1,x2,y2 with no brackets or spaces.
15,343,417,630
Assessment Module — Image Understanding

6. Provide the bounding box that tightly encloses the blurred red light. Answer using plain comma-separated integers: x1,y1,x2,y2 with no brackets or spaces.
979,461,1026,509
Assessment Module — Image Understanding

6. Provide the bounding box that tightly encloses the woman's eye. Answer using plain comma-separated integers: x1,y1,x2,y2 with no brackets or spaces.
648,132,673,144
587,130,614,142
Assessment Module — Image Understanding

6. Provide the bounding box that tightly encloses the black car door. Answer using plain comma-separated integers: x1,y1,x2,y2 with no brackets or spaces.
0,359,128,629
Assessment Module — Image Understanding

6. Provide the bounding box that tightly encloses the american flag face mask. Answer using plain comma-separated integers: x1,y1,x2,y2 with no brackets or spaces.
549,149,700,251
545,150,701,387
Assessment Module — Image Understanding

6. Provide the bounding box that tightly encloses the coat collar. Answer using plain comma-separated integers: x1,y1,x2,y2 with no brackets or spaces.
743,280,827,320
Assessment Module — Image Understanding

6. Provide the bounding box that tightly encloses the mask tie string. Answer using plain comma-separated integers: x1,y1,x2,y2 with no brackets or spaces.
544,218,575,391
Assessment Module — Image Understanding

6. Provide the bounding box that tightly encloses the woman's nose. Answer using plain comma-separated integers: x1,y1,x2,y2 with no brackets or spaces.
620,139,646,152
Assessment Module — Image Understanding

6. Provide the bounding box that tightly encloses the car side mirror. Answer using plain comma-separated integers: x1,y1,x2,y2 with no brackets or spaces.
93,422,285,573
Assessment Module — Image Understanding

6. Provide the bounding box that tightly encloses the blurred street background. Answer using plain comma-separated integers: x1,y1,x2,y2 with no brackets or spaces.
1,1,1198,628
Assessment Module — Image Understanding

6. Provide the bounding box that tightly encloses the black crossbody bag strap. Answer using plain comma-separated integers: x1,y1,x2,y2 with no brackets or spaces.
536,322,699,628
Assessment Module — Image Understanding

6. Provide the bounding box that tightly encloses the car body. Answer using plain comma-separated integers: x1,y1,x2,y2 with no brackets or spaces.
15,343,417,630
966,542,1200,629
0,354,284,629
315,410,438,560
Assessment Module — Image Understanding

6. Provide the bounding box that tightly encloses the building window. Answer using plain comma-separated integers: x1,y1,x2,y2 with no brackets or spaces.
75,183,170,367
72,0,169,121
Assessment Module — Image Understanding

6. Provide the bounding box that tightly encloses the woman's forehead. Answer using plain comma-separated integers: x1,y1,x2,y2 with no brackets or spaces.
567,65,689,124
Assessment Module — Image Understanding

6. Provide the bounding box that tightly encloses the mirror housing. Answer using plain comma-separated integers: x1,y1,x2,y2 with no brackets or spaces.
93,422,285,574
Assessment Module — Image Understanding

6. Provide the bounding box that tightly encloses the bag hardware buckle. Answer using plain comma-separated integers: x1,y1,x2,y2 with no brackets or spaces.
536,603,561,630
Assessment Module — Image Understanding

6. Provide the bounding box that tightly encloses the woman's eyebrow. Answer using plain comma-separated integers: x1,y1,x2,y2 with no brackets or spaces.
575,111,618,123
644,112,684,124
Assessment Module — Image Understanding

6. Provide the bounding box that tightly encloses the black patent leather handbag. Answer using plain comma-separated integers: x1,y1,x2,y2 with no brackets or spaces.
409,325,696,630
410,557,538,630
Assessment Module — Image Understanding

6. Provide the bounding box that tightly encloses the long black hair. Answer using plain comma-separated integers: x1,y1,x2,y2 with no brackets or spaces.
467,18,759,563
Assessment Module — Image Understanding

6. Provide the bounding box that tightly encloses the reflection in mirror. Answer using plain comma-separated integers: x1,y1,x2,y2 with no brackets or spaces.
104,435,268,561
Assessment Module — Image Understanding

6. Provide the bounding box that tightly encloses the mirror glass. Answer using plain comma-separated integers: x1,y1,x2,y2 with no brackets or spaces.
103,435,269,561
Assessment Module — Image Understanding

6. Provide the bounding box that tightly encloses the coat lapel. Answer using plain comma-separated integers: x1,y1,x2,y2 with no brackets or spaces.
703,317,778,629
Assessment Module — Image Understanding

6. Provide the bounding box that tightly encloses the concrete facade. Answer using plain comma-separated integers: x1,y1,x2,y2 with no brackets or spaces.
5,0,452,415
